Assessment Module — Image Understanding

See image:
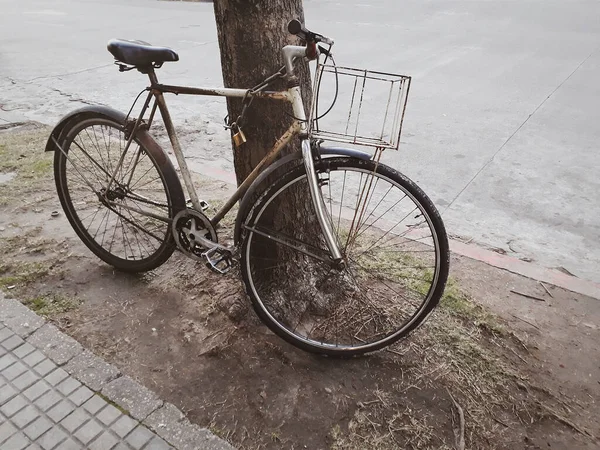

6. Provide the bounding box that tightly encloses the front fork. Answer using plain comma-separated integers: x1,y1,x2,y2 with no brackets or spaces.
301,140,343,263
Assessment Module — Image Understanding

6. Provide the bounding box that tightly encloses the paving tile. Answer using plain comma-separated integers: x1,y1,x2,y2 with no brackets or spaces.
88,431,120,450
82,395,106,415
1,334,24,351
37,427,68,450
0,327,13,342
110,414,137,438
125,425,154,449
2,361,27,381
44,368,69,387
11,405,39,429
68,385,93,407
46,400,76,423
1,431,31,450
32,359,56,377
60,408,91,433
34,390,62,412
144,436,173,450
25,444,43,450
1,394,28,417
0,420,18,444
0,382,17,404
73,418,103,445
0,353,17,371
97,403,121,426
12,370,40,391
53,438,82,450
23,416,53,440
23,380,50,402
12,342,36,359
56,377,81,397
112,444,132,450
23,351,45,369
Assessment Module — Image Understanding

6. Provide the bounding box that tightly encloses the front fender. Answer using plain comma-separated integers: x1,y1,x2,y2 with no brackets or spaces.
45,106,129,152
233,145,371,244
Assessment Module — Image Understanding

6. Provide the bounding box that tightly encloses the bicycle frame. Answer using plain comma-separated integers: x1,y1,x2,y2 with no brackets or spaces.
112,44,342,261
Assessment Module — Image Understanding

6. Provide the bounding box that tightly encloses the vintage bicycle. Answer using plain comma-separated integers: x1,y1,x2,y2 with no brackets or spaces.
46,20,449,356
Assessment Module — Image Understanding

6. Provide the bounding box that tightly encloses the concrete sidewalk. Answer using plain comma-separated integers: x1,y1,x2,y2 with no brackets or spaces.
0,293,233,450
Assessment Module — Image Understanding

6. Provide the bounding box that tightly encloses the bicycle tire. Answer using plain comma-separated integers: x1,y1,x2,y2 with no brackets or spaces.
54,115,184,272
240,157,449,356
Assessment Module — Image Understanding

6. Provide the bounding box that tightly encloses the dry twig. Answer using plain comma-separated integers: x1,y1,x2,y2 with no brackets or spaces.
510,289,546,302
508,312,540,330
447,388,465,450
539,282,554,298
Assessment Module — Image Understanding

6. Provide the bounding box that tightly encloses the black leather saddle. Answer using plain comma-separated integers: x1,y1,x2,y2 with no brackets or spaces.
107,39,179,67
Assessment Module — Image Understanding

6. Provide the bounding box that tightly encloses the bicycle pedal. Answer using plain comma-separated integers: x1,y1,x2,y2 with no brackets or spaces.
202,247,233,274
186,199,210,211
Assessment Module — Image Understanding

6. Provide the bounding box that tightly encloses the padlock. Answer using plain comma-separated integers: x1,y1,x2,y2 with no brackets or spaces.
232,126,247,147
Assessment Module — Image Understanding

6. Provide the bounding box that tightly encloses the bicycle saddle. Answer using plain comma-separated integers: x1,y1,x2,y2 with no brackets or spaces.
107,39,179,67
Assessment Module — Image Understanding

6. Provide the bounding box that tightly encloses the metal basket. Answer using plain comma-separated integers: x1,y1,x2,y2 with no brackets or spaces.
309,63,411,150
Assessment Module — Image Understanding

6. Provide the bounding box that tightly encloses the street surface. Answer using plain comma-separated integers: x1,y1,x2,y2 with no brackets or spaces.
1,0,599,282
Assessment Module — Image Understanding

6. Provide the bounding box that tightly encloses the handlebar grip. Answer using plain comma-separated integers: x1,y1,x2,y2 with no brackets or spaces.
288,19,303,35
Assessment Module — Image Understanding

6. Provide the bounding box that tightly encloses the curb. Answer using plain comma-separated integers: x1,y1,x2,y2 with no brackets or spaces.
449,239,600,300
0,292,235,450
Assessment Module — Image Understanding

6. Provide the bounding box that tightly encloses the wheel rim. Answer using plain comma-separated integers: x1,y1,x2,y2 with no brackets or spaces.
60,120,172,264
244,163,442,352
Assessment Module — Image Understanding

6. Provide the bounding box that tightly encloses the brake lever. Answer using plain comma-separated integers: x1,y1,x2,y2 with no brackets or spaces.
317,45,331,57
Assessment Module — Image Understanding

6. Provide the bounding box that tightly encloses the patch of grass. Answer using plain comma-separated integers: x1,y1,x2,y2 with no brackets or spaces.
23,293,80,317
439,279,506,336
0,260,51,289
0,124,54,198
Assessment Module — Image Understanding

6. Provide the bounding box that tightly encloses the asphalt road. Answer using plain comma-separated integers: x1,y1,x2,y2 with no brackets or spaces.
1,0,599,282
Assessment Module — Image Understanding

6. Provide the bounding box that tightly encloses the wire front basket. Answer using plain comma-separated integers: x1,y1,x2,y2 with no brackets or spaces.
309,63,411,150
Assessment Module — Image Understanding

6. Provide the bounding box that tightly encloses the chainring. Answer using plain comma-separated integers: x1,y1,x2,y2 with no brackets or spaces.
172,209,218,260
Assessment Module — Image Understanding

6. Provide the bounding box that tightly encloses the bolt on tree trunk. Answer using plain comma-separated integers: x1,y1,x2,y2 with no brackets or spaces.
213,0,312,185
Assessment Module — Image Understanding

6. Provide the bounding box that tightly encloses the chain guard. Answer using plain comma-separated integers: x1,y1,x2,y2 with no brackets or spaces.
172,209,218,261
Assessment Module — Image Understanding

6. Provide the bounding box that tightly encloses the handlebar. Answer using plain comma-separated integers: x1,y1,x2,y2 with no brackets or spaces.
288,19,334,46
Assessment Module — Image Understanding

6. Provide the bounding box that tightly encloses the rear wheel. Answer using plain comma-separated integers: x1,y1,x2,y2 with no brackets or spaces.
240,157,449,356
54,116,182,272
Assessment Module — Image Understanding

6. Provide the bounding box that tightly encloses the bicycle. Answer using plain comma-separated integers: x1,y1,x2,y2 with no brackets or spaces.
45,20,449,356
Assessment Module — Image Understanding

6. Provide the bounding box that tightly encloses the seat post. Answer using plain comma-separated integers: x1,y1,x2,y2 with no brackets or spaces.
147,67,159,86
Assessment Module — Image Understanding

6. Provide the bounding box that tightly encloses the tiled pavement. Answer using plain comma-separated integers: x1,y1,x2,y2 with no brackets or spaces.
0,293,233,450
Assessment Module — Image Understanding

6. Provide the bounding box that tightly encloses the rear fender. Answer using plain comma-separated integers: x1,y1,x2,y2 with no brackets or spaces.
47,105,186,214
45,106,130,153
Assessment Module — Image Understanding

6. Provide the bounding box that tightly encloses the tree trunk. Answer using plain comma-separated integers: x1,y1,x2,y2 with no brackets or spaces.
213,0,311,186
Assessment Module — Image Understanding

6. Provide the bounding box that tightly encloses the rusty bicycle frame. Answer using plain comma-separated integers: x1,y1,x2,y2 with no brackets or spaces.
108,43,343,262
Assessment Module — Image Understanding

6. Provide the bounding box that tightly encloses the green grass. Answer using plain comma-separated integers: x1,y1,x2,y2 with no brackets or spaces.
0,261,50,289
23,294,80,317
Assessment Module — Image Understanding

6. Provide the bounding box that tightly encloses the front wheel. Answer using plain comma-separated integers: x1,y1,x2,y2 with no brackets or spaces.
240,157,449,356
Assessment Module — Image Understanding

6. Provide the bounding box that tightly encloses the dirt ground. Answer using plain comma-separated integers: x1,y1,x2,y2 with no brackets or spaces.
1,123,598,449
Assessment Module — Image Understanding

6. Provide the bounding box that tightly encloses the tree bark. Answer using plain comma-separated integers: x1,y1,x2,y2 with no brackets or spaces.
213,0,311,186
